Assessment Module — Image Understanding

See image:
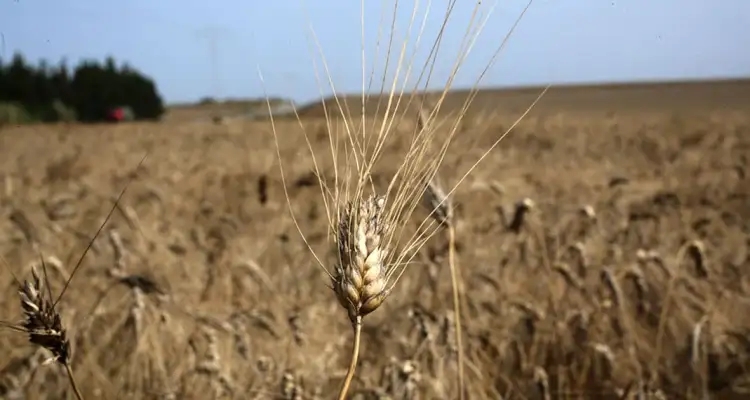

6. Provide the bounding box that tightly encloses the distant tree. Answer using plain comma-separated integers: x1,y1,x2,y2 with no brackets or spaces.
199,96,217,105
0,52,165,123
3,54,34,105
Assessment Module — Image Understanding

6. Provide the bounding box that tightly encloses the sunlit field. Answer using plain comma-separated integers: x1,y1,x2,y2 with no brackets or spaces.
1,79,749,398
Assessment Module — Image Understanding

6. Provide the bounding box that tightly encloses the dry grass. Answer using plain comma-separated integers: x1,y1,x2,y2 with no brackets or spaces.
0,87,748,398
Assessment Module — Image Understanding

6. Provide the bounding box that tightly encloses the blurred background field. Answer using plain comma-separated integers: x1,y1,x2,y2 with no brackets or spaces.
1,78,750,398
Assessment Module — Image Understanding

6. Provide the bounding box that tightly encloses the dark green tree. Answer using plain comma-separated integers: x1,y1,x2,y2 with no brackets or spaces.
0,52,165,123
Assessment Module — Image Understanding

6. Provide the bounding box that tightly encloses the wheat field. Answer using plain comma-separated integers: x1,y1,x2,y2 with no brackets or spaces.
0,79,749,399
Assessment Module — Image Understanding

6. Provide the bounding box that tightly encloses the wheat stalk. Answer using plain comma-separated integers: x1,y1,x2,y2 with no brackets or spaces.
691,315,709,368
331,194,388,399
533,366,551,400
422,176,465,398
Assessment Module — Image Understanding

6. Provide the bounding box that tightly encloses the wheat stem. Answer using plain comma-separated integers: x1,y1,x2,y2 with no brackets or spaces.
447,223,465,399
338,316,362,400
64,363,84,400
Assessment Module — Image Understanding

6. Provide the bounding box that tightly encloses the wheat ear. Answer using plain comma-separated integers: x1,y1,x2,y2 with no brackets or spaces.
332,194,389,400
262,1,544,397
17,266,83,400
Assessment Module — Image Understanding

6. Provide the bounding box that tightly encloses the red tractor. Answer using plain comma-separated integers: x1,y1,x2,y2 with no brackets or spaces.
107,106,135,122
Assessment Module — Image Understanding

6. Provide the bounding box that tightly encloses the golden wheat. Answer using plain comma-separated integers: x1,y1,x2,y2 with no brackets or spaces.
265,1,547,398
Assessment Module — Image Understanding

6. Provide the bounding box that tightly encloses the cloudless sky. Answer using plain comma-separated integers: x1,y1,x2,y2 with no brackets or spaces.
1,0,748,104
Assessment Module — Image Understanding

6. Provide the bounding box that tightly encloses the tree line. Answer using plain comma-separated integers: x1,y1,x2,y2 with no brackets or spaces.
0,53,165,123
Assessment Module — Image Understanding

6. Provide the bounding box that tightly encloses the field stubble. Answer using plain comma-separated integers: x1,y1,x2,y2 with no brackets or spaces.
0,91,749,399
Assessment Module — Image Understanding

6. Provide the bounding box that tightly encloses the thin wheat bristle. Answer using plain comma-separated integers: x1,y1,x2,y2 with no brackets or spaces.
18,266,71,365
333,194,390,323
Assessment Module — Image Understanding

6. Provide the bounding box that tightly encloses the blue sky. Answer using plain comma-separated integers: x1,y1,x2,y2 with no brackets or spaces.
1,0,748,104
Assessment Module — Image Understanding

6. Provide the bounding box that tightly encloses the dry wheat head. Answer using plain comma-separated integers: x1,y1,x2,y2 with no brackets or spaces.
333,194,390,323
18,266,71,365
423,178,453,227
